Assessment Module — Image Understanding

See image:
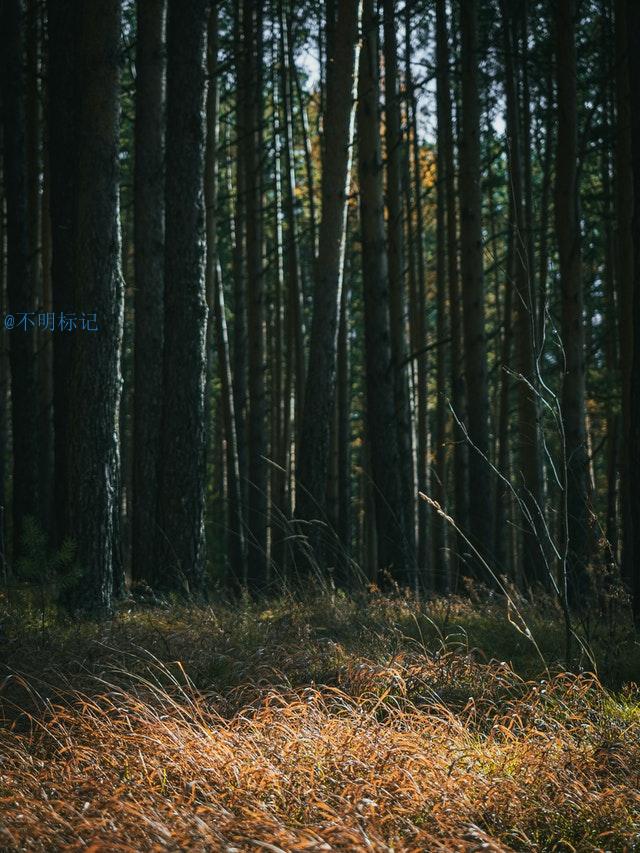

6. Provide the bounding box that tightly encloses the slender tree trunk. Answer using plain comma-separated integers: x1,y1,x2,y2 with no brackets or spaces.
555,0,590,605
600,21,619,556
458,0,493,571
132,0,165,585
358,0,409,584
616,0,634,593
231,0,248,521
40,110,54,546
436,0,468,587
434,0,451,593
156,0,208,595
494,196,514,575
501,0,546,587
206,3,246,587
46,0,79,547
626,0,640,625
383,0,416,579
336,274,351,583
278,0,306,459
0,187,8,573
295,0,361,555
405,6,428,585
269,33,289,581
64,0,123,610
243,0,268,588
1,0,40,557
537,68,554,350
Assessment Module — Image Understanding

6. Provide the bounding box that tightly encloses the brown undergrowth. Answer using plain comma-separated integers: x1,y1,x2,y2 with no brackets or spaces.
0,591,639,851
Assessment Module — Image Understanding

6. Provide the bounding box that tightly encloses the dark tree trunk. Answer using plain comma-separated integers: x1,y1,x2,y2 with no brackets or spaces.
243,0,268,589
279,0,306,459
436,0,468,588
434,0,452,593
458,0,493,572
206,3,246,588
295,0,360,555
132,0,165,585
617,0,634,594
404,5,429,585
1,0,40,557
383,0,416,579
64,0,123,610
627,0,640,625
232,0,248,514
46,0,80,548
555,0,590,606
501,0,546,587
0,189,8,574
358,0,410,584
156,0,208,595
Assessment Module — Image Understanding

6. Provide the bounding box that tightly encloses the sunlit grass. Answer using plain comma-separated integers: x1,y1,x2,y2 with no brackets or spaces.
1,589,639,850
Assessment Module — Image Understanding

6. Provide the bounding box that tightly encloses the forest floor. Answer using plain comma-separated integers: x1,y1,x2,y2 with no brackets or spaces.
0,587,639,851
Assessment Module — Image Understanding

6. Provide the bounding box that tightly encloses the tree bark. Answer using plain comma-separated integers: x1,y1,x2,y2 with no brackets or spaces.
357,0,410,584
383,0,416,580
206,2,246,587
616,0,634,595
132,0,165,585
501,0,546,587
243,0,268,589
626,0,640,624
436,0,468,588
64,0,123,610
458,0,493,571
555,0,590,605
295,0,361,557
46,0,80,548
156,0,208,595
1,0,40,558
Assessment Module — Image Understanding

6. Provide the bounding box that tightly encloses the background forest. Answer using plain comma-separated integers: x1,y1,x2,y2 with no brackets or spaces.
1,0,639,620
3,1,640,849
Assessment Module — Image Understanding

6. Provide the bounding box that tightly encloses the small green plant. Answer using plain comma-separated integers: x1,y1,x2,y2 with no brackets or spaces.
14,516,80,630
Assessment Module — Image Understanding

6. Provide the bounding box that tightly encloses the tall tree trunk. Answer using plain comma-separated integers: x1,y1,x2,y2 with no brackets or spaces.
269,32,288,581
295,0,361,557
231,0,248,521
501,0,546,587
46,0,79,548
494,196,514,575
278,0,306,462
616,0,634,595
206,2,246,587
132,0,165,585
156,0,208,595
0,187,8,574
40,106,54,547
626,0,640,625
405,5,429,585
555,0,590,605
458,0,493,571
434,0,452,593
358,0,409,584
600,12,619,557
1,0,40,557
64,0,123,610
383,0,416,579
436,0,468,587
336,273,351,583
243,0,268,588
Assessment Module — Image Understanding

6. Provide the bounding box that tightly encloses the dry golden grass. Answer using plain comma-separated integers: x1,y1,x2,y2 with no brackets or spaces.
1,591,639,851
